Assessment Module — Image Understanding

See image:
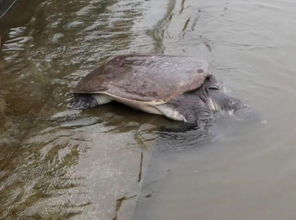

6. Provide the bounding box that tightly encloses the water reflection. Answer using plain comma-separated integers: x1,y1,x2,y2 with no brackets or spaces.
0,0,169,219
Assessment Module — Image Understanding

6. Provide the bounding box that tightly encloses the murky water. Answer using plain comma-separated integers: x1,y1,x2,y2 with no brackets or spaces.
133,0,296,219
1,0,296,219
0,1,168,219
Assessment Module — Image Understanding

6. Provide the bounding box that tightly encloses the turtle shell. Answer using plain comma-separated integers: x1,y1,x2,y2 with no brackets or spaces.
74,55,211,103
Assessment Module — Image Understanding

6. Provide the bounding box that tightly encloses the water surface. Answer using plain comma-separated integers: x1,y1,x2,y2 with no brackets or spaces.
0,0,169,219
1,0,296,219
133,0,296,219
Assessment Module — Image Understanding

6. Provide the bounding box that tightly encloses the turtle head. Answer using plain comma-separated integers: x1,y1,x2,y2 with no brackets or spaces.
203,75,244,112
207,84,244,113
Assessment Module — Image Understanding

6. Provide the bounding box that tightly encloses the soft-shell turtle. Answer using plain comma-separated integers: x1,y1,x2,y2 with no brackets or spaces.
72,55,243,125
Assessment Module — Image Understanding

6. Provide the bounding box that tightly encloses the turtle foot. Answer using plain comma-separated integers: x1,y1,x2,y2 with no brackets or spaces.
70,94,98,110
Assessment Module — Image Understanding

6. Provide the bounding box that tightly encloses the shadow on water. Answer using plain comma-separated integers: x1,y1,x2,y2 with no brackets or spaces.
132,110,264,219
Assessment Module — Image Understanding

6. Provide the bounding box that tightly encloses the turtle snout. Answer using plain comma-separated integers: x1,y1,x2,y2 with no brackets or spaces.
206,75,224,91
208,80,224,91
216,81,224,91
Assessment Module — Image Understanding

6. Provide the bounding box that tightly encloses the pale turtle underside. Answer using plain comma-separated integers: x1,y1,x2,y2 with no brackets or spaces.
74,55,211,104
